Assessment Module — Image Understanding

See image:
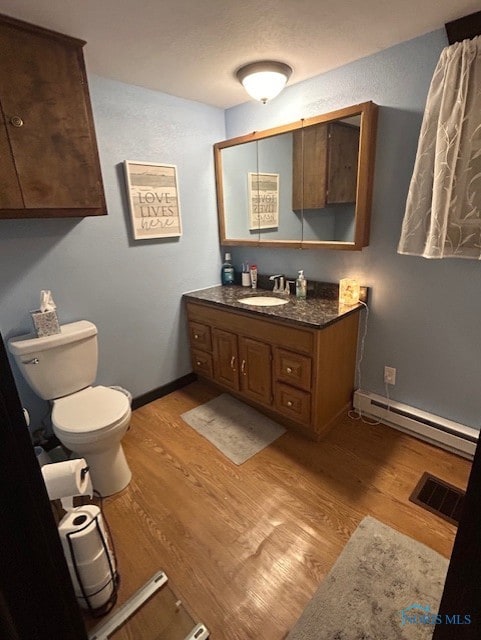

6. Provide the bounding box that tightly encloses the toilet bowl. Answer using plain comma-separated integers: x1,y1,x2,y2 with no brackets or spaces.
8,321,133,497
52,386,132,496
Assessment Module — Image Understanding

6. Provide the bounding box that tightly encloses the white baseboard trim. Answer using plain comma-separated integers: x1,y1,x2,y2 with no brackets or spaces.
353,390,478,460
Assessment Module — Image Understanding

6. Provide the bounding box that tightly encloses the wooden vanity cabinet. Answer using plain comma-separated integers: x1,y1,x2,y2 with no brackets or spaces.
186,300,360,440
0,14,106,219
292,121,360,211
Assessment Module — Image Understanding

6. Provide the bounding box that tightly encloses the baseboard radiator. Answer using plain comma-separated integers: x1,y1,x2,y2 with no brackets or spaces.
353,390,478,460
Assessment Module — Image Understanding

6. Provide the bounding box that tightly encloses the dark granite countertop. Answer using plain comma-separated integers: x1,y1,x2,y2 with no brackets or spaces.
183,283,364,329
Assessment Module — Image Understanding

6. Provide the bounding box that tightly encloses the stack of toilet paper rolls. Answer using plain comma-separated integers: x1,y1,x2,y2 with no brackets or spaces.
58,505,117,610
41,459,117,611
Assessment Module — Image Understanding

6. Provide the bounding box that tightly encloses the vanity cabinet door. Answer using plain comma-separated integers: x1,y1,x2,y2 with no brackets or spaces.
238,337,272,407
212,329,239,391
0,15,106,219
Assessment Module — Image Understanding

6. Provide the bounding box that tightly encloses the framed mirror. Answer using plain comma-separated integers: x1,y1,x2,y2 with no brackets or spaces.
214,101,378,250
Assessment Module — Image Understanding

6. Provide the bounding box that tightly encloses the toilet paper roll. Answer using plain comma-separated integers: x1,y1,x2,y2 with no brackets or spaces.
41,459,93,501
58,505,114,566
77,575,115,611
67,546,113,590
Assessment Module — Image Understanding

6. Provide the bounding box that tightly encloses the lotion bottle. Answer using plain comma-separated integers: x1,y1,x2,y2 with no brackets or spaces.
296,270,307,300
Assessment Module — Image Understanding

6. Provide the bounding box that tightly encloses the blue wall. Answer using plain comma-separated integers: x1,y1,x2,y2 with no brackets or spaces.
0,77,224,429
2,27,480,434
225,29,481,430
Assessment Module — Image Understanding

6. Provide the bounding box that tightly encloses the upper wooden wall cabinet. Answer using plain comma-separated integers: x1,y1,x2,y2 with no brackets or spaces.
0,14,106,219
292,121,360,211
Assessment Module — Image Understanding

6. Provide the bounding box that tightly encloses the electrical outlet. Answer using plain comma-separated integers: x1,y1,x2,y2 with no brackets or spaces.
384,366,396,385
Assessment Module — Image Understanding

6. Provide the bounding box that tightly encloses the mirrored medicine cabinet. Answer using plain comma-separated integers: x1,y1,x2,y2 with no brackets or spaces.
214,101,378,250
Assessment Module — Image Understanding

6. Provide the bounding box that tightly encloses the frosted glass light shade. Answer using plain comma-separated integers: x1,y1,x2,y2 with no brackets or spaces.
237,61,292,104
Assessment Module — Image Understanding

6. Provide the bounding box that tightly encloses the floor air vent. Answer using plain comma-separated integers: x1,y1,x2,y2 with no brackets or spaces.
409,472,465,525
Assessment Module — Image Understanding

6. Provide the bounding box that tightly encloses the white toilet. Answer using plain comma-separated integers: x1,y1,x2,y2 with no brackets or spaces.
9,320,132,496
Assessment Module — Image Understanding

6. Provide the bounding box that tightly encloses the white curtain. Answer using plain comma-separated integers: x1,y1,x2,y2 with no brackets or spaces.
398,36,481,259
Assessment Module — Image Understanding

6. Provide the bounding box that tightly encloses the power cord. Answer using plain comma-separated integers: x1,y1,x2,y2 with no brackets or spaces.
348,301,392,425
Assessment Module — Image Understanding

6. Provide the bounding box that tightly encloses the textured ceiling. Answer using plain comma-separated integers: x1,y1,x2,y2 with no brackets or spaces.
0,0,478,108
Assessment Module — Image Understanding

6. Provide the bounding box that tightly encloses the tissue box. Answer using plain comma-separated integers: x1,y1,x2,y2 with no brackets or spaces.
31,309,60,337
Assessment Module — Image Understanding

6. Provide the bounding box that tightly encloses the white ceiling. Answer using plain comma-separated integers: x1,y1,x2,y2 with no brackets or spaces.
0,0,478,108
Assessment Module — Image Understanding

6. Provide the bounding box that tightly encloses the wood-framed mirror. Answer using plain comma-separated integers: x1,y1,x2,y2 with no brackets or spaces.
214,101,378,250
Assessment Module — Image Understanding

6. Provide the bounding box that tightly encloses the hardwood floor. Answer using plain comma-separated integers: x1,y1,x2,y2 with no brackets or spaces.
97,381,471,639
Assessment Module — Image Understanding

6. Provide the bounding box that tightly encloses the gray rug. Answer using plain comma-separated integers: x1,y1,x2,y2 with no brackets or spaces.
181,394,286,464
286,516,448,640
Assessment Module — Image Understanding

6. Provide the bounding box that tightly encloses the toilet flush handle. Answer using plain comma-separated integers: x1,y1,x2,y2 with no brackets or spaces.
23,357,39,365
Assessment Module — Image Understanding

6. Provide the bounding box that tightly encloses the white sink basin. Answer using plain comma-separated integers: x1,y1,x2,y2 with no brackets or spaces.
238,296,289,307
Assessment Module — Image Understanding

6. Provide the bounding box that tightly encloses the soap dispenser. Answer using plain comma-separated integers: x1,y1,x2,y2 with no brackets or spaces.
296,270,307,300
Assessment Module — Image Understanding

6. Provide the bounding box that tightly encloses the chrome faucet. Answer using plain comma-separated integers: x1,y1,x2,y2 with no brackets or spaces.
269,274,284,292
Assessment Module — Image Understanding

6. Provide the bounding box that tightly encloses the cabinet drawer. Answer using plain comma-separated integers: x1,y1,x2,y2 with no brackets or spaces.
189,322,212,352
274,383,311,424
192,349,213,378
274,348,312,391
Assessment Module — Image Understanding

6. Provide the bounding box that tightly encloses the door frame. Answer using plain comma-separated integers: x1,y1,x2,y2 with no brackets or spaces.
0,331,87,640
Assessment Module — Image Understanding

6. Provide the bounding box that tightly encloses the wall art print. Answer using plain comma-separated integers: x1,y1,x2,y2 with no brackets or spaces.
124,161,182,239
248,172,279,230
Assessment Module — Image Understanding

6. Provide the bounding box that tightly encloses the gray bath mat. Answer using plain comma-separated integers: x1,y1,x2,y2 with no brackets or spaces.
286,516,449,639
181,394,286,465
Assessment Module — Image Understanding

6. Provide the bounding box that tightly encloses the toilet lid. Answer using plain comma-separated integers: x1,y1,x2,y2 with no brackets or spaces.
52,386,130,433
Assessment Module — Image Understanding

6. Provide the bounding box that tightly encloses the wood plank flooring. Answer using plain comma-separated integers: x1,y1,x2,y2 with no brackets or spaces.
96,381,472,639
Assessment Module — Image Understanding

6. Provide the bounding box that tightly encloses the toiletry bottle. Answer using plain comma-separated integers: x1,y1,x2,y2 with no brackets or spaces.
241,261,251,287
250,264,258,289
296,270,307,300
221,252,235,285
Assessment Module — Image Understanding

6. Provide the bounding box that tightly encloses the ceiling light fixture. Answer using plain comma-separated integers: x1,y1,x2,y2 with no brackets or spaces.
236,61,292,104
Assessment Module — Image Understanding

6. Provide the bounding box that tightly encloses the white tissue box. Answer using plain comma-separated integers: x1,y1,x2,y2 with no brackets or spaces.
31,309,60,337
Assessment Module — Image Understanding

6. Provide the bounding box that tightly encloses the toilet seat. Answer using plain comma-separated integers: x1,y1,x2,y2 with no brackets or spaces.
52,385,130,436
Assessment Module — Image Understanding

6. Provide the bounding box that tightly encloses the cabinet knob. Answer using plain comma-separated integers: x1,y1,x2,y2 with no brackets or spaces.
194,333,199,339
196,361,202,366
286,367,293,374
9,115,24,128
230,356,236,370
287,401,293,407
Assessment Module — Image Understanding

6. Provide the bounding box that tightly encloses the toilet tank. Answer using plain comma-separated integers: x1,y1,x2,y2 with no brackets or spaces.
8,320,98,400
